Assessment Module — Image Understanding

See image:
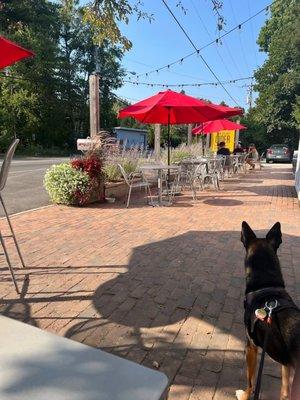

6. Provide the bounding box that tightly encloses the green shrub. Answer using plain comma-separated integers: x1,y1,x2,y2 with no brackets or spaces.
123,158,139,174
103,163,121,182
162,148,191,164
44,163,90,205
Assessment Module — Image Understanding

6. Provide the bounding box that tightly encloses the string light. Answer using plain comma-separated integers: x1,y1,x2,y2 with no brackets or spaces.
133,2,272,79
121,76,253,88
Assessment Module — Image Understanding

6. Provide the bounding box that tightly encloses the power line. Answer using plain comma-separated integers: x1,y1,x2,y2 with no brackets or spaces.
247,0,259,68
125,57,209,82
228,0,252,77
189,0,235,80
161,0,240,106
134,2,271,79
222,37,243,77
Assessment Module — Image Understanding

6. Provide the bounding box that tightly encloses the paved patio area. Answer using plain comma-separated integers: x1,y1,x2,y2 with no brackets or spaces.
0,164,299,400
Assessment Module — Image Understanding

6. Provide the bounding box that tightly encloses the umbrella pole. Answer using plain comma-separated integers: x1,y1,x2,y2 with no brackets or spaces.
167,111,171,166
202,123,205,156
167,110,171,191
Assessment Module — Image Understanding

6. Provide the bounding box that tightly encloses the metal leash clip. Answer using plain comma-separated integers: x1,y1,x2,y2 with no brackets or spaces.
265,299,278,325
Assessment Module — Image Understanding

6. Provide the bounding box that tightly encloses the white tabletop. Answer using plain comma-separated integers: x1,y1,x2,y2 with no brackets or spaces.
139,164,179,171
0,316,168,400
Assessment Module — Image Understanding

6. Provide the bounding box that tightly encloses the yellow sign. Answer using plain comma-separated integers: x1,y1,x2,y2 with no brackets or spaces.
210,130,235,153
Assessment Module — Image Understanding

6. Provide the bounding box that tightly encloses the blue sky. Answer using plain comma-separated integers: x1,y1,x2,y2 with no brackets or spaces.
85,0,271,109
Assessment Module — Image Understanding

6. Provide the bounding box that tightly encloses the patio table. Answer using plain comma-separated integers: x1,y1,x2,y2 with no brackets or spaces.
181,158,209,174
0,315,168,400
181,158,208,165
139,164,179,206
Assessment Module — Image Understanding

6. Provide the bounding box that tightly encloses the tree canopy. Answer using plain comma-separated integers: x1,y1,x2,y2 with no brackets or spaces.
0,0,146,152
252,0,300,147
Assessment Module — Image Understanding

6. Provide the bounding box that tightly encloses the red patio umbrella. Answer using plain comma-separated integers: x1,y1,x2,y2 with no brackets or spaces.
0,35,35,69
118,89,242,165
212,104,243,118
192,119,246,135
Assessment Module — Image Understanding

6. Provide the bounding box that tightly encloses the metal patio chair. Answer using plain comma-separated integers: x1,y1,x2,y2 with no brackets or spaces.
202,158,221,190
178,160,198,200
118,164,153,208
0,139,25,294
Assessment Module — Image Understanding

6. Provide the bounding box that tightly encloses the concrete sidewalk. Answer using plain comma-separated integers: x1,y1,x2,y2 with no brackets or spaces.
0,164,299,400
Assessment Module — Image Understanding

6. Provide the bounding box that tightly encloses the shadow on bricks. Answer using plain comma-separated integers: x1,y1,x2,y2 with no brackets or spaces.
0,229,299,399
62,230,299,398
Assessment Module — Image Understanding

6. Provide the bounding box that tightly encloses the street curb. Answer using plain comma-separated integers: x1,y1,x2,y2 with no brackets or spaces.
1,204,55,220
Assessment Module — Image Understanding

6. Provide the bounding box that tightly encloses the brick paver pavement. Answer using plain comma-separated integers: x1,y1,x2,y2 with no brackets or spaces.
0,164,299,400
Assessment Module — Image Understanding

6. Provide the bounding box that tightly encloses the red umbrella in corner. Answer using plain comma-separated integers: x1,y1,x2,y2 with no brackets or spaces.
192,119,246,135
0,35,35,69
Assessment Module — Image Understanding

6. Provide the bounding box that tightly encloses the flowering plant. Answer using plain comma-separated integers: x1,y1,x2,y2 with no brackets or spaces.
44,163,90,205
71,156,102,179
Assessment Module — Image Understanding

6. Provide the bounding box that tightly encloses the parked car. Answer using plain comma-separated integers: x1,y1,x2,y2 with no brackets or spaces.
292,150,298,173
266,144,293,163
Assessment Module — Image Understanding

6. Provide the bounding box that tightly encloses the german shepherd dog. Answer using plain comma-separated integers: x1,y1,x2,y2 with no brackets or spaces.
236,222,300,400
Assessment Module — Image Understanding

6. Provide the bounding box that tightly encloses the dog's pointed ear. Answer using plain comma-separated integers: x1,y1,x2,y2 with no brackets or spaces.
266,222,282,252
241,221,256,248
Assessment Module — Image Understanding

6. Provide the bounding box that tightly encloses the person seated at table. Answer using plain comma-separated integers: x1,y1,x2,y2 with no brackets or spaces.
217,141,230,156
217,141,231,172
246,143,259,169
233,142,244,154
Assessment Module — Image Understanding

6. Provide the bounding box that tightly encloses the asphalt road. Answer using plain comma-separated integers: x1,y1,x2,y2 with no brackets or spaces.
0,157,69,217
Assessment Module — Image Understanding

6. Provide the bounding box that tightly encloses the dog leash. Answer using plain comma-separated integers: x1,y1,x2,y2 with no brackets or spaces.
252,300,278,400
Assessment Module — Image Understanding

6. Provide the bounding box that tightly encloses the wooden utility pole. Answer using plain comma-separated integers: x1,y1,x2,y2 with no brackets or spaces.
89,74,100,138
154,124,161,159
235,119,240,146
206,134,210,153
187,124,192,145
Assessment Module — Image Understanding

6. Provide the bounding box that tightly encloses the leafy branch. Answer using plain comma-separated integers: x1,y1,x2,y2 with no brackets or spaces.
81,0,154,51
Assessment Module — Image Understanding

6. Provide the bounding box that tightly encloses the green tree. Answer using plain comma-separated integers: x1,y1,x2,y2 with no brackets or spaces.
253,0,300,147
0,0,61,148
81,0,153,51
240,111,268,153
0,0,127,151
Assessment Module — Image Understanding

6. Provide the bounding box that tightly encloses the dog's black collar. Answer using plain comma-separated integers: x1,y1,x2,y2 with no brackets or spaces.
244,286,297,346
244,286,286,308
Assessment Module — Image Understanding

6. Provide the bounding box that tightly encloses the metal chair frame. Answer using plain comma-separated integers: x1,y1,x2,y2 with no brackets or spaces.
178,161,199,200
0,139,25,294
118,164,153,208
202,159,221,190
